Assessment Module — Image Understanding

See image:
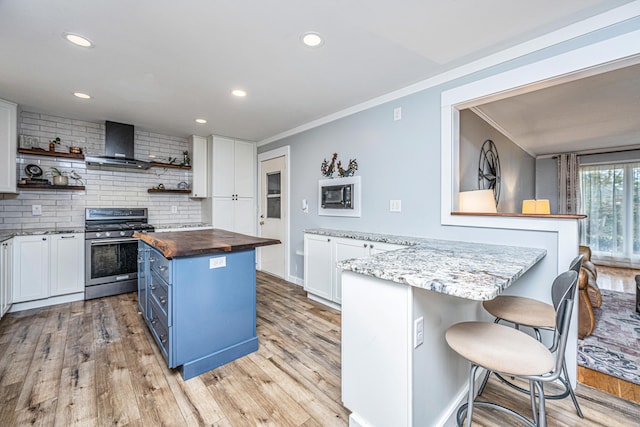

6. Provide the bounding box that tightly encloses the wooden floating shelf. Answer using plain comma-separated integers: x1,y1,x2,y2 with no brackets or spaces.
18,183,86,190
151,162,191,169
147,189,192,194
18,148,85,160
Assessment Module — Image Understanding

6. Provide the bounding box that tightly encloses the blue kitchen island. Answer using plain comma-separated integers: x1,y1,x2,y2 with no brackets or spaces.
135,229,280,380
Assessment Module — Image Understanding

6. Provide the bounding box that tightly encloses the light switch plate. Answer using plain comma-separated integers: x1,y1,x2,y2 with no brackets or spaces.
390,200,402,212
32,204,42,216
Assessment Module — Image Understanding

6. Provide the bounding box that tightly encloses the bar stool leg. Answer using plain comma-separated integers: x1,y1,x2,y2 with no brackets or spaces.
561,359,584,418
534,381,547,427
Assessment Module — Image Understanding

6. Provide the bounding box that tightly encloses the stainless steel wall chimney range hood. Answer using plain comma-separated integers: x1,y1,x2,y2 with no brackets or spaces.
85,121,152,170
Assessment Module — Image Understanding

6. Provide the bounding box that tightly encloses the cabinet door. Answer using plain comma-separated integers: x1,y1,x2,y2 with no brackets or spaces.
234,197,256,235
0,99,17,194
304,234,333,300
211,136,235,197
190,135,210,198
137,241,149,318
212,197,236,231
1,239,13,317
50,233,84,296
234,140,255,198
13,236,49,302
333,238,369,303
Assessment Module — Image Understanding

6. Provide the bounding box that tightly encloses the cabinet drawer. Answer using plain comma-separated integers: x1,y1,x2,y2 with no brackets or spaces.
149,271,170,322
150,248,171,284
148,295,170,359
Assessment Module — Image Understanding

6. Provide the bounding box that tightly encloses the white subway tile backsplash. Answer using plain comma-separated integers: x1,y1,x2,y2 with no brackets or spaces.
2,111,204,230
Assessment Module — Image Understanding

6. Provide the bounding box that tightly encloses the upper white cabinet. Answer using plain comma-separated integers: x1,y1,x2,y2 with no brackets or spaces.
1,239,13,318
190,135,210,198
49,233,85,296
208,135,256,234
0,99,17,193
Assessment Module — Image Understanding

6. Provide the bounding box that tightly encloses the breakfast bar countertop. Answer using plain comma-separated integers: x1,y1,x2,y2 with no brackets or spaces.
305,228,546,301
134,228,280,259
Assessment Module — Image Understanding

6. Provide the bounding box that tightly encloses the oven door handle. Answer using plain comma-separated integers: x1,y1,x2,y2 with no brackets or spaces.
89,238,137,245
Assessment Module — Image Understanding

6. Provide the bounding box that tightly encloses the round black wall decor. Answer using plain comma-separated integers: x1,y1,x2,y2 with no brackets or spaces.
478,139,501,203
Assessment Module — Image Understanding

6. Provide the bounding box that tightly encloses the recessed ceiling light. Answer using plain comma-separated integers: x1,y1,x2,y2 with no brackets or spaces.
195,118,207,124
63,33,93,48
302,32,324,47
73,92,91,99
232,89,247,97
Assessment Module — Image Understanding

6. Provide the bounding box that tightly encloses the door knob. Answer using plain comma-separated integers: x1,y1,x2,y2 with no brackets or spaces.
259,221,265,225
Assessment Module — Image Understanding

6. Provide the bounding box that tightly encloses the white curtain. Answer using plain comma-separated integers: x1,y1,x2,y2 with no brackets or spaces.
557,153,580,214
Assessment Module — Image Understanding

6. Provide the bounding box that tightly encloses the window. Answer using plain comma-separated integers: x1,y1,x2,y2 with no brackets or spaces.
580,162,640,266
266,172,281,219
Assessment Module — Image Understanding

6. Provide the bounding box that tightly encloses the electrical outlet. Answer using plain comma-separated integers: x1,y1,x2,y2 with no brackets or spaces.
414,317,424,348
390,199,402,212
394,107,402,121
32,204,42,216
171,206,178,214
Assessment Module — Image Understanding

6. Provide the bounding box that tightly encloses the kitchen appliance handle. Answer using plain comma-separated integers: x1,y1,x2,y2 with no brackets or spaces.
90,238,138,245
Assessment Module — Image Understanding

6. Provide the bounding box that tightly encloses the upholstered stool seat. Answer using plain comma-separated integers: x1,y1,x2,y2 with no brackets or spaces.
446,322,554,376
482,296,555,329
446,270,579,427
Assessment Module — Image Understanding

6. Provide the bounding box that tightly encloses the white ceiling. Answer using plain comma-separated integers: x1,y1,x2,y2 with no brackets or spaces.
0,1,635,142
472,62,640,157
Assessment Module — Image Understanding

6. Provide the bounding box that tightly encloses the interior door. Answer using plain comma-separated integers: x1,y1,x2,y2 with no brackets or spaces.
258,156,286,278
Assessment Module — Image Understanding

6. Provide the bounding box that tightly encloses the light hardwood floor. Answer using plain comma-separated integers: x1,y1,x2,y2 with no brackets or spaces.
0,272,638,426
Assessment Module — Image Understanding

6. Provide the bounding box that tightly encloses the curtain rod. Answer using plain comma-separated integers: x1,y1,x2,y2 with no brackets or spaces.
546,145,640,159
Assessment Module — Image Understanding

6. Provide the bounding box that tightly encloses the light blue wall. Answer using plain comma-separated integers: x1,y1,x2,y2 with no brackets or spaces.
259,18,640,281
459,109,535,213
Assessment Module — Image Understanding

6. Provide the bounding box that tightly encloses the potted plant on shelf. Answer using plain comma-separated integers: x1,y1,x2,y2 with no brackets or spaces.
49,167,69,186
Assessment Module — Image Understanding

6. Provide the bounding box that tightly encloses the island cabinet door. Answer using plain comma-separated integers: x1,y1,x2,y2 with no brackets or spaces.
137,241,149,318
171,249,257,368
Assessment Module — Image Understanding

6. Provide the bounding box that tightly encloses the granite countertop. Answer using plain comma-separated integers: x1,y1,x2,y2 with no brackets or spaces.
0,227,85,243
135,228,281,259
305,228,546,301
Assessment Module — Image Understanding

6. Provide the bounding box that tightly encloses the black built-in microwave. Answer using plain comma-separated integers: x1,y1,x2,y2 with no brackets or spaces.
321,183,353,209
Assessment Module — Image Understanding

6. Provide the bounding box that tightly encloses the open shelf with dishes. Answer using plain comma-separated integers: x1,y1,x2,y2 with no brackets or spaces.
147,189,192,194
18,183,86,190
150,161,191,169
18,148,85,160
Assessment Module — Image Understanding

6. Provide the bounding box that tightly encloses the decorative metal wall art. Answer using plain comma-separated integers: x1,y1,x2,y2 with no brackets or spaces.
478,139,501,203
321,153,358,178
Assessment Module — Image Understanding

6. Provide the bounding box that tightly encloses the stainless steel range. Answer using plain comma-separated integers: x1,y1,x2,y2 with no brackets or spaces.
85,208,155,300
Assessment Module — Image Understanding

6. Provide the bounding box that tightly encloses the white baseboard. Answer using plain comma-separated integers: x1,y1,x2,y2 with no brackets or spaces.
9,292,85,313
289,275,304,287
307,292,342,311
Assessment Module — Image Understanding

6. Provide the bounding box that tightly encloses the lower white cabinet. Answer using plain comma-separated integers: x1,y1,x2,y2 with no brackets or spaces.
1,239,13,317
304,233,405,305
12,233,84,304
50,233,85,296
13,235,50,302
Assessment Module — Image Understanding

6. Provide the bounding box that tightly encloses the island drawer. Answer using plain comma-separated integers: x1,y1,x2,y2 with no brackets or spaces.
149,270,170,322
150,248,171,284
148,295,170,359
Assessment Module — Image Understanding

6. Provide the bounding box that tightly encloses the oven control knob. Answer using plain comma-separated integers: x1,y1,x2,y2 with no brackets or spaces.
120,231,126,236
95,232,101,238
105,232,111,237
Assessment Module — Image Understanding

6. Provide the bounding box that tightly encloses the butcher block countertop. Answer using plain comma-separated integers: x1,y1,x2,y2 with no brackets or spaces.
134,228,281,259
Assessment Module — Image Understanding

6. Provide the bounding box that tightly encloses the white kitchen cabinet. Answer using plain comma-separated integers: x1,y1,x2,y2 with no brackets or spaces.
190,135,210,198
13,235,50,302
1,239,13,317
50,233,84,296
208,135,256,234
0,98,17,194
304,233,406,306
304,234,333,300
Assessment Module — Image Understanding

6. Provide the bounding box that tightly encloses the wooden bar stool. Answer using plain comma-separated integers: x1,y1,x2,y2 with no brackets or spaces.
478,255,584,418
446,270,578,427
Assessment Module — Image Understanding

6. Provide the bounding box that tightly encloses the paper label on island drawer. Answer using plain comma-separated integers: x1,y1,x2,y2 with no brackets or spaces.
209,256,226,269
